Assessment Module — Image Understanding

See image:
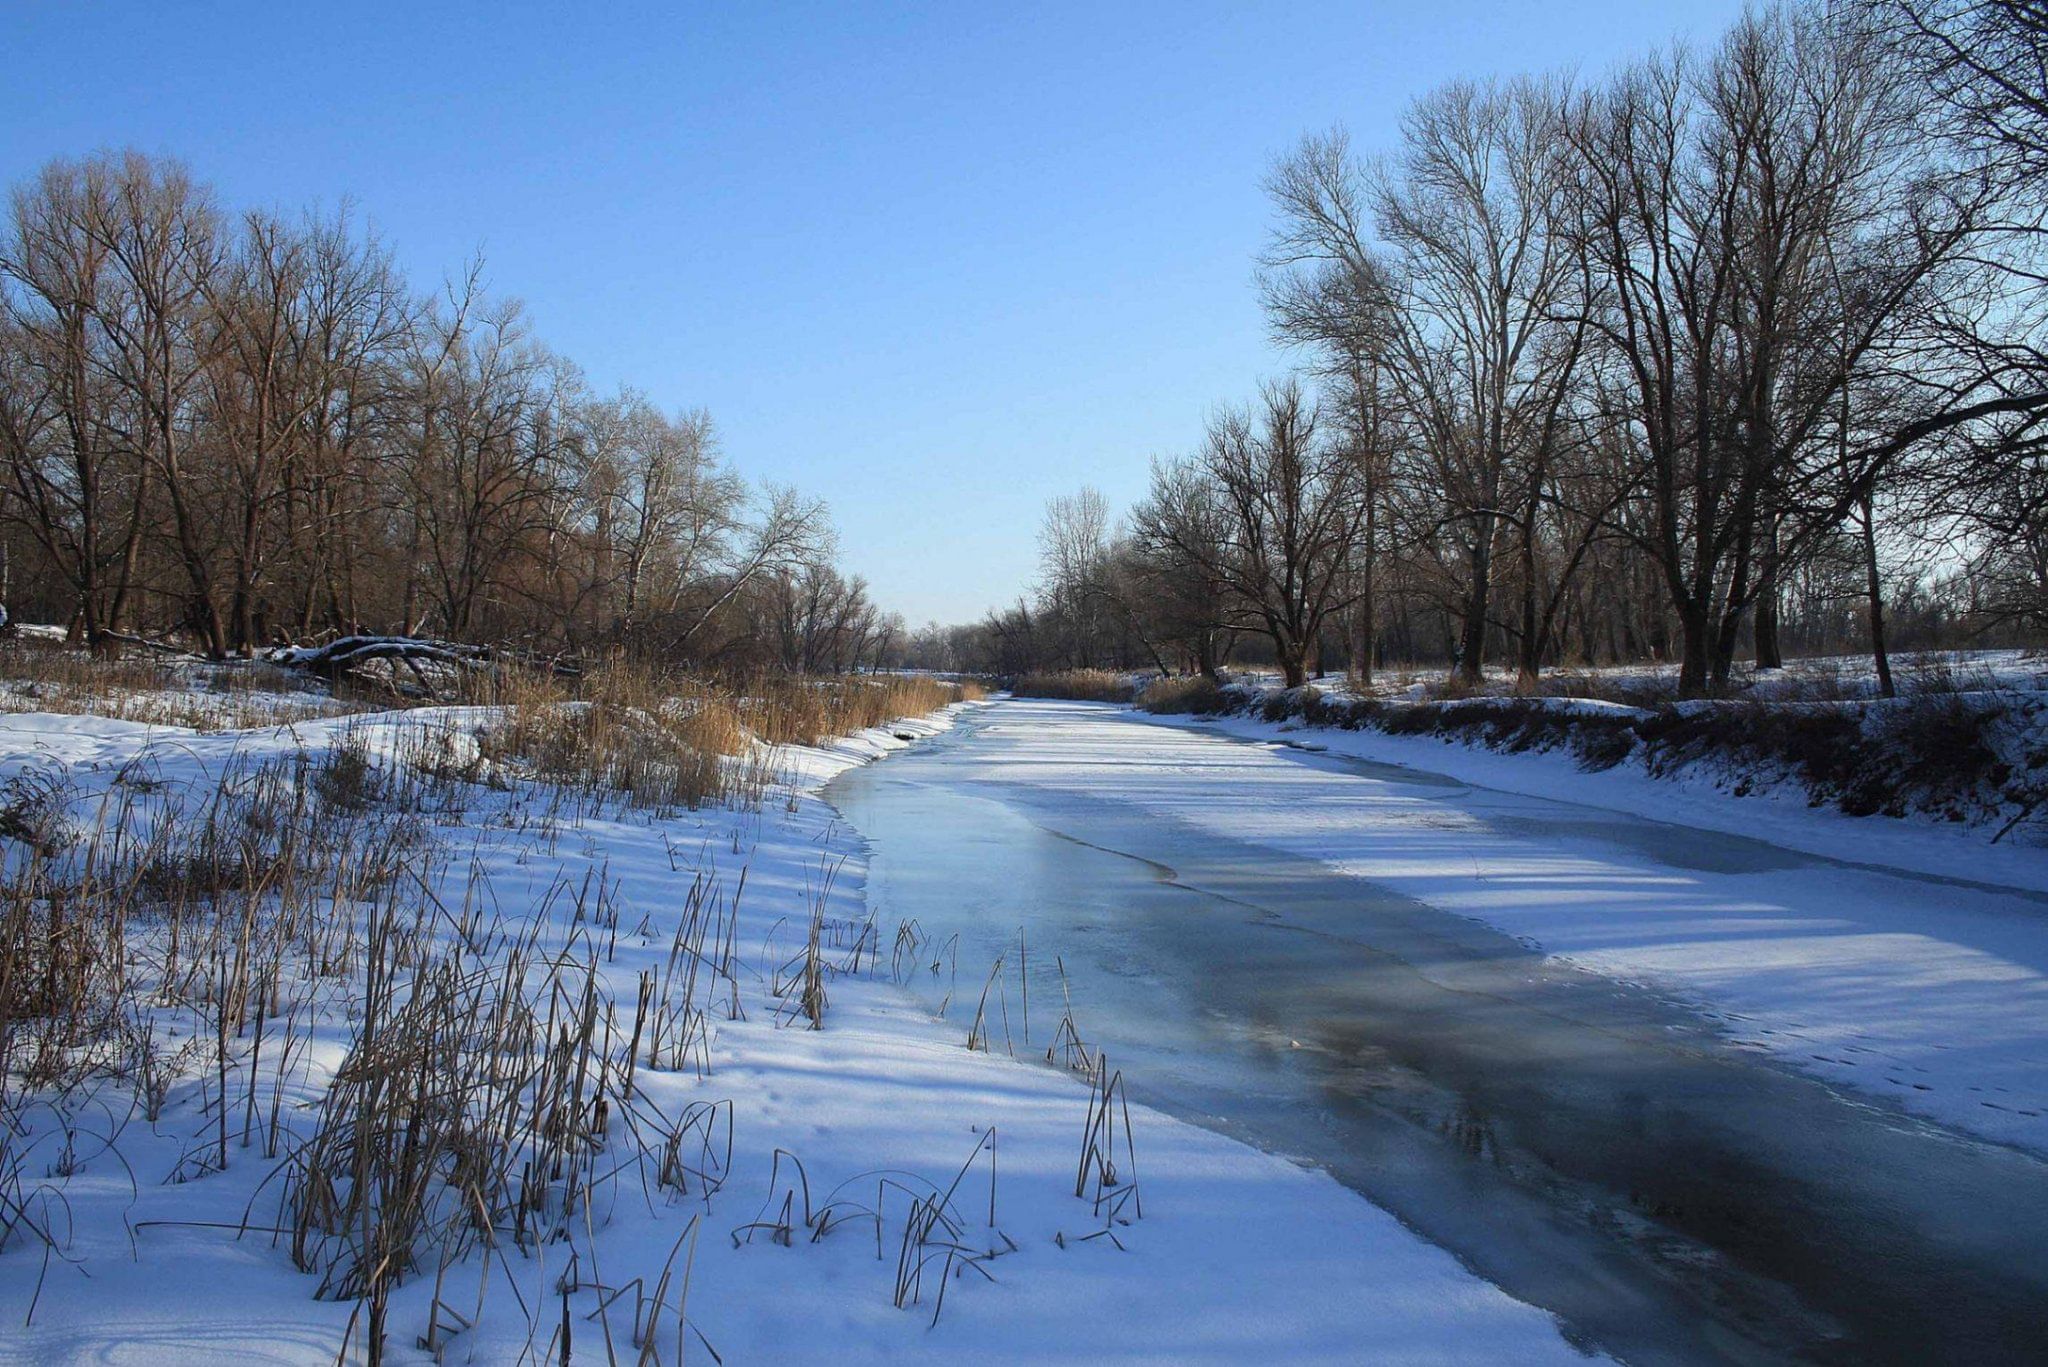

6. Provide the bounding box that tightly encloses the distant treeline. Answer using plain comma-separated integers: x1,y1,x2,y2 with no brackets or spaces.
0,154,901,671
913,2,2048,698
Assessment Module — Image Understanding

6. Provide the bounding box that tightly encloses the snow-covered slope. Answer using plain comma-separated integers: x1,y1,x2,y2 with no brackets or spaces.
0,703,1587,1365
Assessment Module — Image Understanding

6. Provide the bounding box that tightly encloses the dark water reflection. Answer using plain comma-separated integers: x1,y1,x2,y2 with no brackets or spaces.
826,712,2048,1366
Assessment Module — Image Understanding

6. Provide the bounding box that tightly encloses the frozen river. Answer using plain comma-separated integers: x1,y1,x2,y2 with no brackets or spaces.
827,700,2048,1365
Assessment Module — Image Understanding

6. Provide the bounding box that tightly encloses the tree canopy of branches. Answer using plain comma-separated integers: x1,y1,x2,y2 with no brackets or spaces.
921,2,2048,697
0,150,898,671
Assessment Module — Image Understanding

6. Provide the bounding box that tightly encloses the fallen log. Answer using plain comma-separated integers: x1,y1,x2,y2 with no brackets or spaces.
268,635,493,676
266,635,583,698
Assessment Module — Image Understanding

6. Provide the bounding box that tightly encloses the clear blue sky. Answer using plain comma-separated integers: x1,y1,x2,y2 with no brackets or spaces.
2,1,1741,626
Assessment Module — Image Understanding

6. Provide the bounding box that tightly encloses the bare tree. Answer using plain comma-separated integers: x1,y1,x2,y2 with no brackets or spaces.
1037,487,1111,667
283,206,410,637
200,208,317,652
578,390,726,647
1128,459,1238,678
1875,0,2048,197
1266,78,1582,685
0,157,143,647
1562,11,2021,692
1143,380,1365,687
84,153,230,654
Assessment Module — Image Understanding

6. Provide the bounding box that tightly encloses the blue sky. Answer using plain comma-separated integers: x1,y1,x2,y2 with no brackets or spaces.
2,1,1741,626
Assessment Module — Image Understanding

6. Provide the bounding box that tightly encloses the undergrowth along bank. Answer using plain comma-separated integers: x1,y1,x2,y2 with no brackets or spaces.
1108,672,2048,838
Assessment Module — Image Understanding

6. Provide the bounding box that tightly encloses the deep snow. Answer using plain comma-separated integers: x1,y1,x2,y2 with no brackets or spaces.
0,702,1590,1365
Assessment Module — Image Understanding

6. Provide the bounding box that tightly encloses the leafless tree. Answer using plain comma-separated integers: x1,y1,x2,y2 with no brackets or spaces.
1037,487,1111,667
0,156,145,647
1561,10,2028,691
1147,380,1365,686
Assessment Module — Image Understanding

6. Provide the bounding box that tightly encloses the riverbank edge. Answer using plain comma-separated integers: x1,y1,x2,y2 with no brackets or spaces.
1105,685,2048,893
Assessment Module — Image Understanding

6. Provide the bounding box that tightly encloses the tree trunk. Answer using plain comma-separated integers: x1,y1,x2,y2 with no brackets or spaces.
1710,607,1744,693
1677,604,1712,698
1515,524,1541,690
1454,525,1494,686
1860,494,1895,700
1352,485,1377,688
1278,639,1308,689
1753,524,1783,670
1753,586,1782,670
1351,594,1374,689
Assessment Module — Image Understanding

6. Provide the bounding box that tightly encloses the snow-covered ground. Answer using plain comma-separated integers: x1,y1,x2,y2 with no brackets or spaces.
1246,647,2048,704
0,701,1589,1364
961,700,2048,1155
1198,696,2048,888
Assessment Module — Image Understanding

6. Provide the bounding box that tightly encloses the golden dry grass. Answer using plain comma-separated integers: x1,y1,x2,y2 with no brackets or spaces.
1011,670,1135,703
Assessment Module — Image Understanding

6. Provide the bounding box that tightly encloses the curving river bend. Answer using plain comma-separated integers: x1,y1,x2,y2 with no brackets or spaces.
826,702,2048,1366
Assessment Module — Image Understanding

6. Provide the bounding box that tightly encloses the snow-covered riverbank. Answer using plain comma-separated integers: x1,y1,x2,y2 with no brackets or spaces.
0,702,1588,1365
977,700,2048,1155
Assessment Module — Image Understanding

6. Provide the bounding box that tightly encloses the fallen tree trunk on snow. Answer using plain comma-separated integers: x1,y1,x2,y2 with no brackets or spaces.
269,635,491,674
266,635,581,697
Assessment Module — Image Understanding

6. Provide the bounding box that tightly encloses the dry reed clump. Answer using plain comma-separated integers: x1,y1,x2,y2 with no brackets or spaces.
1010,670,1138,703
289,900,615,1356
1137,675,1228,715
1070,1055,1142,1246
743,673,968,746
274,850,748,1365
0,746,427,1101
474,667,764,815
0,735,743,1364
0,638,367,731
732,1129,1015,1327
0,740,433,1327
273,744,758,1364
472,664,969,814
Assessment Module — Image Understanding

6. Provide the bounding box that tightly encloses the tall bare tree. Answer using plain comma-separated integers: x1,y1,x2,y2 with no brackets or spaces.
1141,380,1366,686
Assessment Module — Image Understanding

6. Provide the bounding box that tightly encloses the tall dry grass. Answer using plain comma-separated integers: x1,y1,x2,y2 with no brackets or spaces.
0,745,427,1102
475,668,758,813
0,738,438,1337
0,638,365,731
1136,675,1228,714
1010,670,1136,703
474,664,970,812
0,726,753,1362
746,673,975,746
0,654,974,1361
